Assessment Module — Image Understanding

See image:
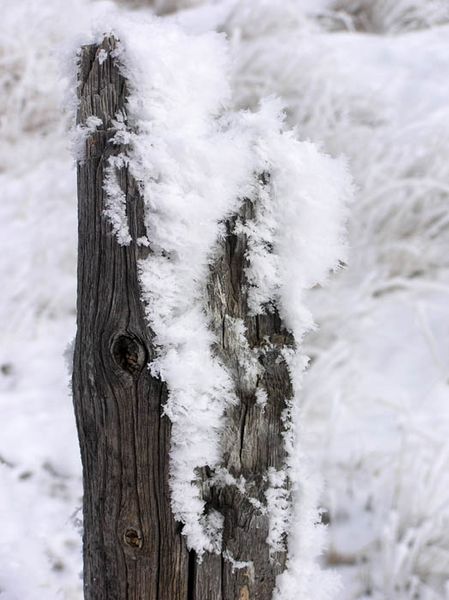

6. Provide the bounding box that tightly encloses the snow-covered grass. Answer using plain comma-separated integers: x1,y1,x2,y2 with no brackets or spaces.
2,0,449,598
0,2,84,597
327,0,449,33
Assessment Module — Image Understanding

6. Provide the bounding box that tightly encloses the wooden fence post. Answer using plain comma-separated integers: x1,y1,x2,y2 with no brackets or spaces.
73,36,293,600
73,37,189,600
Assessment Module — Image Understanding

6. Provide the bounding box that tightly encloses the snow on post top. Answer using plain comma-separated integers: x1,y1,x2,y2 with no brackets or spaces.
75,13,352,597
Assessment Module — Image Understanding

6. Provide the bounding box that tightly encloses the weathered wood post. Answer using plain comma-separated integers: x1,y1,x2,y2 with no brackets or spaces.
73,37,189,600
195,192,295,599
73,36,293,600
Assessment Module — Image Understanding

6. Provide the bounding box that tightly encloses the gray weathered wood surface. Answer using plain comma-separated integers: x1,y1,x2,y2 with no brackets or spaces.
73,37,292,600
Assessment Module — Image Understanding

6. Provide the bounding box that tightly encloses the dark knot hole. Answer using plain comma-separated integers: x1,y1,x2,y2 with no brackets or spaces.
112,334,146,375
124,528,143,549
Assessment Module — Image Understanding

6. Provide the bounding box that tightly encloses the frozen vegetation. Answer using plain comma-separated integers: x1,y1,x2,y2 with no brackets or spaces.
1,0,449,598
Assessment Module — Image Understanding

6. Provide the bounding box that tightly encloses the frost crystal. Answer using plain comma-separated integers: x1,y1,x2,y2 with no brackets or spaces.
103,154,132,247
97,48,108,64
71,115,102,162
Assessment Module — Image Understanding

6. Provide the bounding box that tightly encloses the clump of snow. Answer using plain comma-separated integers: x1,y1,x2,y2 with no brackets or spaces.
103,154,132,246
97,47,108,64
232,101,352,338
71,115,103,161
265,467,291,556
255,387,268,408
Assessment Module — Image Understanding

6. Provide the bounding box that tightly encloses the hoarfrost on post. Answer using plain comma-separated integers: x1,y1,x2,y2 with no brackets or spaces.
103,154,132,247
265,467,291,556
82,12,351,591
2,0,448,598
223,549,255,579
71,115,103,162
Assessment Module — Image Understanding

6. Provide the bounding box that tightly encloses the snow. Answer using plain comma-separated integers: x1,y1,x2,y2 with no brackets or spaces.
223,549,255,578
103,153,132,246
72,115,102,161
97,48,108,64
265,467,291,556
2,0,449,598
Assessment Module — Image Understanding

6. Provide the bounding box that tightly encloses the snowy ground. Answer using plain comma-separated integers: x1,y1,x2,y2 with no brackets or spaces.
1,0,449,598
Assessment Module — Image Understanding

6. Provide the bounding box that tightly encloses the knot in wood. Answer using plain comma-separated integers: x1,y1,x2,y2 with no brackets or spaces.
112,334,146,375
239,585,250,600
124,528,143,549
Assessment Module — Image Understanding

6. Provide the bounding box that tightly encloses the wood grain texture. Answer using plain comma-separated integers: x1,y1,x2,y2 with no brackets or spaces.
193,194,294,600
73,38,188,600
73,38,292,600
